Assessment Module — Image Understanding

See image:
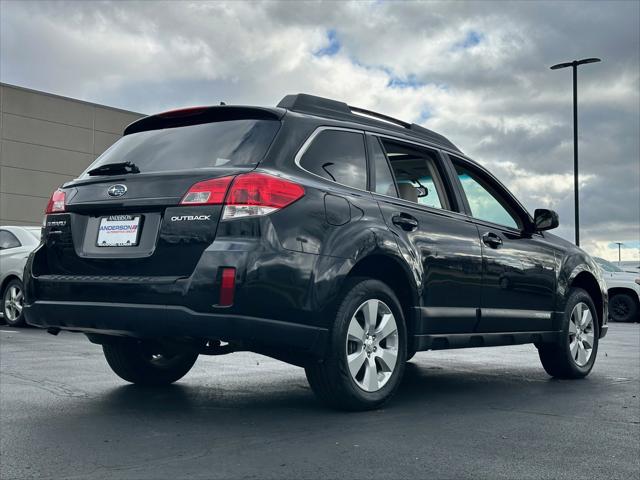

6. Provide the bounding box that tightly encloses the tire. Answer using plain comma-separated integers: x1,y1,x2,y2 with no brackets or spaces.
609,293,638,323
538,287,599,379
2,279,26,327
305,277,407,411
103,340,198,385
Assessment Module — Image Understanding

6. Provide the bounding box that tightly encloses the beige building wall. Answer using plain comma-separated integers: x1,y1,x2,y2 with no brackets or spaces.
0,83,144,225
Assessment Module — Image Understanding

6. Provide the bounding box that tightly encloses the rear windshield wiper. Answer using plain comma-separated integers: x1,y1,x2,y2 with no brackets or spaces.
87,161,140,176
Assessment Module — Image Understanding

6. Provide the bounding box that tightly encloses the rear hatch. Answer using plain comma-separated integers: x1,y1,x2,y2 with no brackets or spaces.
36,106,282,278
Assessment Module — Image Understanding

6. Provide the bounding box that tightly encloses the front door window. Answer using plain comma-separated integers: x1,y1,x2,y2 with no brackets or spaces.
454,164,519,229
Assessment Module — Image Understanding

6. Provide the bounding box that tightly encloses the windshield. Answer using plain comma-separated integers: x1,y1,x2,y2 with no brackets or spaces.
594,257,624,272
81,119,280,177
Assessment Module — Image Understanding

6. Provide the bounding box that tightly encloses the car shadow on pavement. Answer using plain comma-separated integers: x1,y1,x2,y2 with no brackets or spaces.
88,359,561,421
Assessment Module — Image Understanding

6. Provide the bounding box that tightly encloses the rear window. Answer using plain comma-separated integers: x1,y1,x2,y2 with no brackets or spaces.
81,119,280,176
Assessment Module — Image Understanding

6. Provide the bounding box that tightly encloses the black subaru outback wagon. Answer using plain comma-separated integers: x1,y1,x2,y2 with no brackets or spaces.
24,93,608,410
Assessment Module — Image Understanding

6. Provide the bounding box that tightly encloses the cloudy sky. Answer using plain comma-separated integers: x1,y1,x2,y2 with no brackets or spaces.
2,0,639,261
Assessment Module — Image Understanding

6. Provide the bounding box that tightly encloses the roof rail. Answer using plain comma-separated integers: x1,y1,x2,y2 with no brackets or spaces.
349,106,411,129
276,93,460,152
277,94,351,116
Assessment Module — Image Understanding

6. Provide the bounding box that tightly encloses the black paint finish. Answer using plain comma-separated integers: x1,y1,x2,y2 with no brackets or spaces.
24,98,608,364
476,224,558,332
375,194,483,334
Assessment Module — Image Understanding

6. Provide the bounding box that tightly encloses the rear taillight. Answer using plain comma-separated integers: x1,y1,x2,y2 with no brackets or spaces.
45,189,66,213
180,176,234,205
222,173,305,220
180,172,304,219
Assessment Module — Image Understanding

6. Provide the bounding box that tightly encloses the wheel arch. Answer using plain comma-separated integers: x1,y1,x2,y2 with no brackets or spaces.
0,274,22,297
343,253,420,339
570,271,605,330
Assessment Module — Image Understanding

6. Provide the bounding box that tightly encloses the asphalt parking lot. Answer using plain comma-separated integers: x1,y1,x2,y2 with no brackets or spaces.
1,324,638,480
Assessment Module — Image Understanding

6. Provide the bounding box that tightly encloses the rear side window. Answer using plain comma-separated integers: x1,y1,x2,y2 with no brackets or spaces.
81,119,280,176
299,130,367,190
0,230,21,249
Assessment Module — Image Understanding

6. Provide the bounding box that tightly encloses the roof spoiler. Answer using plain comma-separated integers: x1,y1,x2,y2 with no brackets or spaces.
123,106,284,136
277,93,460,152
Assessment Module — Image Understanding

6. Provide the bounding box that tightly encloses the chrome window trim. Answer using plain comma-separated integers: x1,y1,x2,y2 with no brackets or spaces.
293,126,456,195
293,125,536,233
366,132,455,212
293,126,368,192
369,132,533,227
293,126,463,219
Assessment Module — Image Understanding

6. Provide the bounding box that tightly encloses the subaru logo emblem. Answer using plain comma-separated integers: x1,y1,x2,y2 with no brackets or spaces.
107,184,127,197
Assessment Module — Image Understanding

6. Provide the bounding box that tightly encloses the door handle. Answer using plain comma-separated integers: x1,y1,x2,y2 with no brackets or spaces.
392,214,419,231
482,232,503,248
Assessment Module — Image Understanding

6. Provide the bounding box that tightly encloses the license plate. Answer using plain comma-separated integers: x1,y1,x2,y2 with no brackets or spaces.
97,215,141,247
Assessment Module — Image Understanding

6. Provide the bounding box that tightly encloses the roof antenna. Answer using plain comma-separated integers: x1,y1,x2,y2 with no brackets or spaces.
220,101,226,106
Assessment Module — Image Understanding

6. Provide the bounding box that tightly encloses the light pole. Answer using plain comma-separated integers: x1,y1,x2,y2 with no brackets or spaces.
550,57,601,247
614,242,624,264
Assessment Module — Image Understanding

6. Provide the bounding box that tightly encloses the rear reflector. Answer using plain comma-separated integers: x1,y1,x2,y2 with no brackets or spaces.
222,173,304,220
45,189,66,213
180,176,234,205
219,267,236,306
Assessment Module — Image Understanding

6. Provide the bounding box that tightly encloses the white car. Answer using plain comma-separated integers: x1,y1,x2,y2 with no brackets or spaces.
594,257,640,323
1,226,42,327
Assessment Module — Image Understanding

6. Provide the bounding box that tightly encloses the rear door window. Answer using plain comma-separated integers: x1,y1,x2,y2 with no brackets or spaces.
81,119,280,176
299,130,367,190
380,138,449,210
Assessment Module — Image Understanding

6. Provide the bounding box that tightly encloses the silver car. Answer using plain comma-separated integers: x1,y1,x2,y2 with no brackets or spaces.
1,226,41,326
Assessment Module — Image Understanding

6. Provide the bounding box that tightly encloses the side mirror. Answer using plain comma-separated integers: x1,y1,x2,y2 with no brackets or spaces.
534,209,559,231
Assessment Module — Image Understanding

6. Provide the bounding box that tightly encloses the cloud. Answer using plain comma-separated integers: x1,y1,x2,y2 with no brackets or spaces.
1,0,638,261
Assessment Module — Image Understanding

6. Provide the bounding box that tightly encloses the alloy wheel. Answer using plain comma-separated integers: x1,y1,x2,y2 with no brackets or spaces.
346,299,399,392
568,302,595,367
4,285,23,323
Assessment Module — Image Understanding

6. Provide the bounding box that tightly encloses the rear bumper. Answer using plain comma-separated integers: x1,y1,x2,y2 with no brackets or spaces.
24,300,328,357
